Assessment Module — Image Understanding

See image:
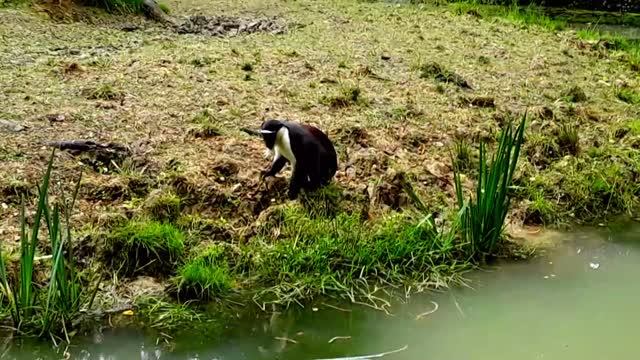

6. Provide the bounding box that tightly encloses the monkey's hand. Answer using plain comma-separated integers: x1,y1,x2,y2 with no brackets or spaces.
260,169,273,180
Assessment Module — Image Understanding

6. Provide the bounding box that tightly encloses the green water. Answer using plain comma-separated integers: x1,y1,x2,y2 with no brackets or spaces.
2,226,640,359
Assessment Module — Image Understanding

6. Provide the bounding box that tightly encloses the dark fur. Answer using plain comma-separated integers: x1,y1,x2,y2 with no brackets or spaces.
261,119,338,200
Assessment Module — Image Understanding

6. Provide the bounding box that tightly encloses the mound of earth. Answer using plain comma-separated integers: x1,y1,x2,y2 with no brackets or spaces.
174,15,287,36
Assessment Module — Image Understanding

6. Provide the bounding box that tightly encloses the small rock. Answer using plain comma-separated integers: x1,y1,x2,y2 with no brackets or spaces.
0,119,26,132
589,262,600,270
120,23,141,32
41,113,66,122
381,54,391,60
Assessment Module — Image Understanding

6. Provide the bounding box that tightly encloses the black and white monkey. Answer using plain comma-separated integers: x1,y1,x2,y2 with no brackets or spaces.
259,119,338,200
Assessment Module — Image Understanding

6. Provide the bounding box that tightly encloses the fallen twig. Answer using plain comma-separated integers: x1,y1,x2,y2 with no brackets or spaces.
328,336,351,344
313,345,408,360
46,140,130,154
240,127,261,137
275,336,297,344
322,302,352,312
415,301,439,320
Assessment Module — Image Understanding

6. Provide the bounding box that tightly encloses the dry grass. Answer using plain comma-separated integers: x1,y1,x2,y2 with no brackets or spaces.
0,0,639,248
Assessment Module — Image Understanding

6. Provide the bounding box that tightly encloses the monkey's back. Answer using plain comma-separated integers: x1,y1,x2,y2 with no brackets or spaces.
285,121,338,184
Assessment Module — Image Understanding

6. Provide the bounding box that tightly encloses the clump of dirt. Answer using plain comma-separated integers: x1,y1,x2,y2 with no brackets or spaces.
460,96,495,108
175,15,287,37
335,126,369,148
343,147,389,180
80,176,129,201
368,170,410,211
418,62,472,89
143,188,181,222
0,180,33,205
564,85,588,102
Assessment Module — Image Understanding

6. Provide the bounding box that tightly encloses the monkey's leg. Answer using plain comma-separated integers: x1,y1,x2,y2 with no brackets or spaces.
263,155,288,178
288,166,307,200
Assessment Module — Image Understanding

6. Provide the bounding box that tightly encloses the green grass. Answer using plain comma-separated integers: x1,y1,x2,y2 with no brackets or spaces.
524,188,558,225
498,3,565,31
557,124,580,155
84,83,124,101
517,144,640,223
562,152,640,220
453,139,473,171
135,297,202,331
188,109,222,138
320,85,366,108
454,114,526,258
143,189,182,222
174,245,233,300
81,0,144,13
0,150,91,339
245,205,467,306
577,28,640,70
616,87,640,105
158,2,170,14
0,0,28,7
108,221,185,276
449,1,565,31
628,119,640,136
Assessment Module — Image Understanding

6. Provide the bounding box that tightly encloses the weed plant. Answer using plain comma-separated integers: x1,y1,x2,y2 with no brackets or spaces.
454,114,526,258
0,151,92,340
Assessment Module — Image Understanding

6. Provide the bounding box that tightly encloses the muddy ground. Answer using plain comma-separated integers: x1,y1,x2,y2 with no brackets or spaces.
0,0,639,293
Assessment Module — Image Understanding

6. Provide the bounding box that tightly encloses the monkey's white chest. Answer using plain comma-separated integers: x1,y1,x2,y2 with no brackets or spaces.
274,127,296,166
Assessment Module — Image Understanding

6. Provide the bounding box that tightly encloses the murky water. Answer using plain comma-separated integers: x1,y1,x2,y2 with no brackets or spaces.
2,225,640,360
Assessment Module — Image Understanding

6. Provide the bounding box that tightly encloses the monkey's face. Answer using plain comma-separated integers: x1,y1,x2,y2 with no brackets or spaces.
260,119,283,150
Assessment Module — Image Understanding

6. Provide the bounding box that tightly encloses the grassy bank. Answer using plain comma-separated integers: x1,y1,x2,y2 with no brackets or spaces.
1,118,526,337
0,0,639,340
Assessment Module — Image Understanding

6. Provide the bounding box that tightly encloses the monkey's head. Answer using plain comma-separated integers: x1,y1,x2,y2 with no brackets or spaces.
259,119,284,150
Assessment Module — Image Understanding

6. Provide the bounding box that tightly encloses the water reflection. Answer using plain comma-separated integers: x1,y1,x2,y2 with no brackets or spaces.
3,225,640,359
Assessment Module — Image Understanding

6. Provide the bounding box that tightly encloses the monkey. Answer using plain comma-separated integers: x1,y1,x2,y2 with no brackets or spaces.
259,119,338,200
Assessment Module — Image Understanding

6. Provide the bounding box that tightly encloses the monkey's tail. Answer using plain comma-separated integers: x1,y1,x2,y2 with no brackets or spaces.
240,127,261,137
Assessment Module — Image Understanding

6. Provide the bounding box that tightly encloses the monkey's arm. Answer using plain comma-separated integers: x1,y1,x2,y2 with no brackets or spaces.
262,155,288,178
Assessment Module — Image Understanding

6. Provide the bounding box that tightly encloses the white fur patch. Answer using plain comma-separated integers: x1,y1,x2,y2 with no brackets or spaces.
275,127,296,166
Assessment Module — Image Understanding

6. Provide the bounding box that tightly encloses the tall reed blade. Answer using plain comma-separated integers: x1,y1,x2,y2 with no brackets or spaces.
19,150,55,317
453,113,526,258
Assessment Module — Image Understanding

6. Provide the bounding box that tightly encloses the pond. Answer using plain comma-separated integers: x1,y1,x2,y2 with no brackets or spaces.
2,224,639,359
